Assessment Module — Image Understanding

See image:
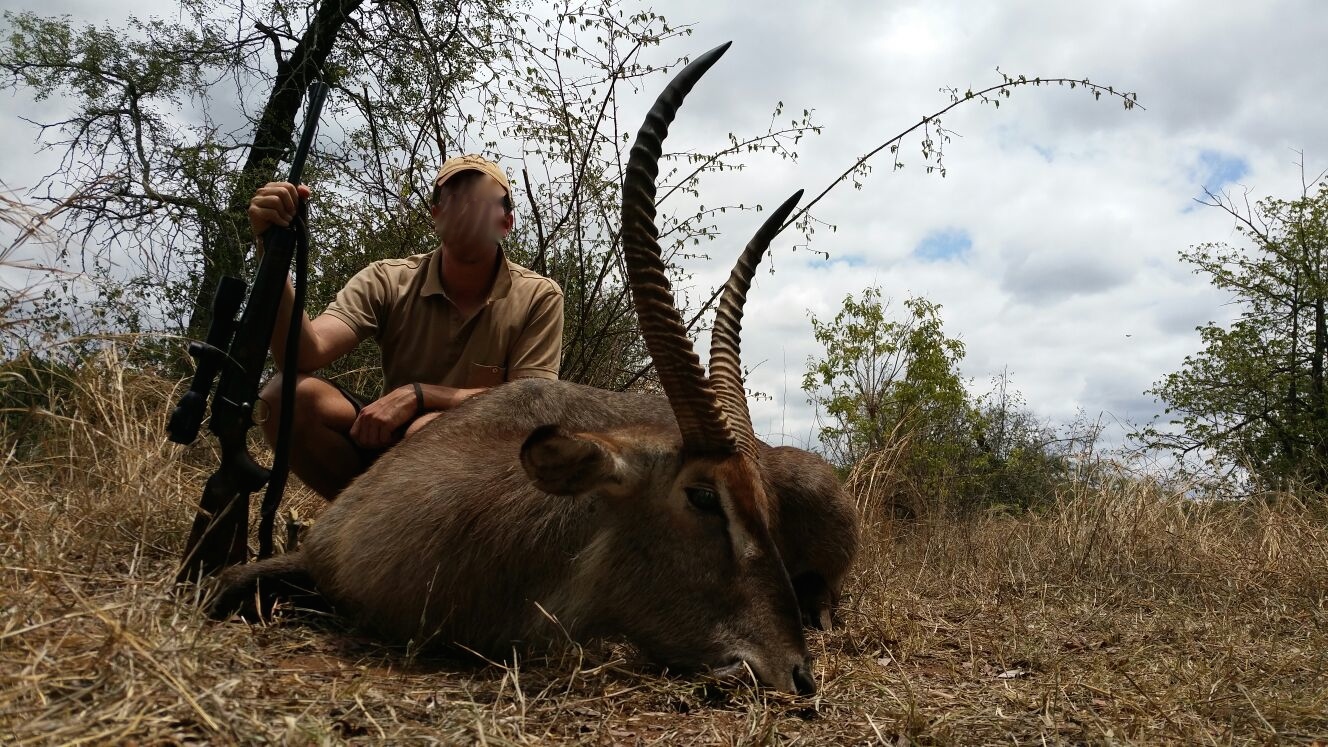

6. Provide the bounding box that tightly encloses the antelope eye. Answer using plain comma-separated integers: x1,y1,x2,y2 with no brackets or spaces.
686,486,721,513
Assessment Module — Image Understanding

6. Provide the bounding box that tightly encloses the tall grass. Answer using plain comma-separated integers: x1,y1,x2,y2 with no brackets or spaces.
2,351,1327,744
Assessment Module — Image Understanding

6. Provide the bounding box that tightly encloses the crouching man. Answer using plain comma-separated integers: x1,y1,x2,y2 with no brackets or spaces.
248,155,564,499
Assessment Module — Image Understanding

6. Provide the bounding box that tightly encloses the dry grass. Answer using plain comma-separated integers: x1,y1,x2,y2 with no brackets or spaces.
3,352,1328,745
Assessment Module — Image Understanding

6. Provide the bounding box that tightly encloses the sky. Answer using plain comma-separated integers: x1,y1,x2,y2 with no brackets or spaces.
3,0,1327,455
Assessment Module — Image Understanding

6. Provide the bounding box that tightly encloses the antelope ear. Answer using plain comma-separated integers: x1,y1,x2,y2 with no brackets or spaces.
520,425,623,496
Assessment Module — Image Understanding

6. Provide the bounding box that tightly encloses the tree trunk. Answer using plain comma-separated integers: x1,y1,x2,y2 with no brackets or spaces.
186,0,365,338
1313,286,1328,488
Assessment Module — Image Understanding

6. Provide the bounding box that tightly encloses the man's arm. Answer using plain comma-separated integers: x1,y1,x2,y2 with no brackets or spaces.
349,383,484,448
420,384,486,409
248,181,359,372
266,267,359,372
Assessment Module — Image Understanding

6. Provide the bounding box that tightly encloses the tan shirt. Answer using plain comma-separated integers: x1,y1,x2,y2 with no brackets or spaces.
322,249,564,393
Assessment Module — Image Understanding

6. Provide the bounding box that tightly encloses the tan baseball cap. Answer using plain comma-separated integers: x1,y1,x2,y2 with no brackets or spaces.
434,154,510,196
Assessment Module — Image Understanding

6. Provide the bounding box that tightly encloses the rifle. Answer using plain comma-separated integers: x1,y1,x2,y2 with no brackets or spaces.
169,80,330,583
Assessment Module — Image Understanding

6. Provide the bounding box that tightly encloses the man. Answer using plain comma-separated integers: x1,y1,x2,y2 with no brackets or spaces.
247,155,564,499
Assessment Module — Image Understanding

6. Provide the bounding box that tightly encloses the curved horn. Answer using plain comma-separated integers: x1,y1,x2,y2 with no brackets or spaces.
621,42,736,454
708,190,804,460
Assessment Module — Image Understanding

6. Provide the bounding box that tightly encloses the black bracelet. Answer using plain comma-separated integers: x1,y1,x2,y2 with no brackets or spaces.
412,382,424,414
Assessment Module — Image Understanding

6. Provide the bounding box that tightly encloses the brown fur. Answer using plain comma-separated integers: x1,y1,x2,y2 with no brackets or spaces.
211,379,852,693
759,444,860,629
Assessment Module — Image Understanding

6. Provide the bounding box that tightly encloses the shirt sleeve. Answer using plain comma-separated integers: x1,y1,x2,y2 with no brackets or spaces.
507,281,565,380
322,262,392,342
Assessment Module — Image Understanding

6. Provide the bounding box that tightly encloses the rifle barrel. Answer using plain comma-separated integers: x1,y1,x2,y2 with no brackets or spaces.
287,81,329,185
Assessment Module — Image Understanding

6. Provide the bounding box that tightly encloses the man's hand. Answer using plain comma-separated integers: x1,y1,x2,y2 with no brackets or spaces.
249,182,313,249
349,385,420,449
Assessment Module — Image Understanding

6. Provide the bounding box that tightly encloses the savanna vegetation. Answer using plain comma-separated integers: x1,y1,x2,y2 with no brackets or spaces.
3,0,1325,743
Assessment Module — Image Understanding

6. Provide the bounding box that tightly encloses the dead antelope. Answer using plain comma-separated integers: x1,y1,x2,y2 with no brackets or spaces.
210,42,857,694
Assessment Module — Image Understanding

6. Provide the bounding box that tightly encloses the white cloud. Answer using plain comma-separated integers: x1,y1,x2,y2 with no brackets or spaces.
3,0,1325,458
639,0,1328,453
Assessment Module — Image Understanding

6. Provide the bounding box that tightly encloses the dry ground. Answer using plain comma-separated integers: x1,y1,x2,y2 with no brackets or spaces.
3,355,1328,745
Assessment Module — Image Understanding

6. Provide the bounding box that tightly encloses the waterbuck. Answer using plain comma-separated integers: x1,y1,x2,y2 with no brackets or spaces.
210,42,857,694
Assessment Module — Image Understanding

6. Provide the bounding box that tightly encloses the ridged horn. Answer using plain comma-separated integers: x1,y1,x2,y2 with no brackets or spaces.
621,42,737,455
708,190,804,460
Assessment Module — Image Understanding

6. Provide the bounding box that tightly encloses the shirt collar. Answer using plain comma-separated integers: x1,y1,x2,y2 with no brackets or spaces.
419,245,513,302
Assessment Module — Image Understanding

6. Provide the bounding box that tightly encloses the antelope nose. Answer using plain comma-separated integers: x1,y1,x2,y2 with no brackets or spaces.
793,662,816,696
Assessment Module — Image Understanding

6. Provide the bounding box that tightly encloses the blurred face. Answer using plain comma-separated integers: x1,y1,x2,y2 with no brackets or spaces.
431,173,514,263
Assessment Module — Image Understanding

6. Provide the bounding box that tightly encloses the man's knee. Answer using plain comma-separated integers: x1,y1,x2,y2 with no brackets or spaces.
259,374,351,440
405,411,443,438
261,373,304,419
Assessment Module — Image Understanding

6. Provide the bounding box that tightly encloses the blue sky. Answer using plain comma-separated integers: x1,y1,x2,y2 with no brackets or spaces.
1195,149,1250,196
913,229,973,262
